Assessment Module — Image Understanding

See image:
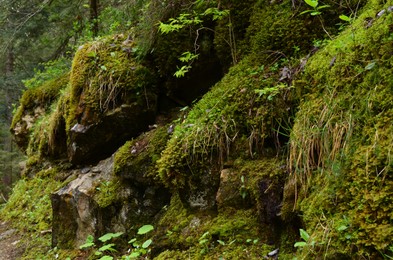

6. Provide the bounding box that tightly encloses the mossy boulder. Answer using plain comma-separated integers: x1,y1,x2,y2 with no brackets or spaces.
52,140,171,249
11,73,69,151
286,0,393,258
67,35,158,164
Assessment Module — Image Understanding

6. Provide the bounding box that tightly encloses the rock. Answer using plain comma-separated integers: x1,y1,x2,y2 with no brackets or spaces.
11,107,45,151
52,155,170,249
68,100,156,165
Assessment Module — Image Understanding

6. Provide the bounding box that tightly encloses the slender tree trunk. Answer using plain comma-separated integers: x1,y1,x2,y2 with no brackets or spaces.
90,0,99,37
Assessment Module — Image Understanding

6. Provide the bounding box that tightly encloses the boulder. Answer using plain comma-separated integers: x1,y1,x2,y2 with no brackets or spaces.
52,154,170,249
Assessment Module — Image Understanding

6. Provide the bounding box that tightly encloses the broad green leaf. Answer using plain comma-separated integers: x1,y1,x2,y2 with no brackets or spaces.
304,0,318,8
294,241,307,247
299,229,310,242
129,252,141,258
137,225,154,235
311,11,321,16
99,232,123,242
98,243,116,252
142,239,153,249
337,225,348,231
99,256,114,260
79,235,95,249
339,15,351,22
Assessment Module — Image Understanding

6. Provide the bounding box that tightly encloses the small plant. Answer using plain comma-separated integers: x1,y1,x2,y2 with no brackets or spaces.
80,232,124,260
158,1,233,77
300,0,332,39
199,231,211,255
300,0,330,16
255,83,293,101
294,229,316,248
79,225,155,259
125,224,155,259
239,175,248,199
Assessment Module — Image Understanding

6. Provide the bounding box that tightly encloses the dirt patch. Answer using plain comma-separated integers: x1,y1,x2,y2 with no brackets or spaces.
0,221,25,260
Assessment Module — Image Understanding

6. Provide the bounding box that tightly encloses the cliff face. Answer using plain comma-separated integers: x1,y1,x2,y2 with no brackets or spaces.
3,0,393,259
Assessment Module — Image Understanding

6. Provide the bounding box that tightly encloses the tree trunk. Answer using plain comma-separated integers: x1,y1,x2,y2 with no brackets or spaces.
90,0,99,37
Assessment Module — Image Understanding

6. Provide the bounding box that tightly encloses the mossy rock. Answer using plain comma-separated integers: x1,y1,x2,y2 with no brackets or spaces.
287,1,393,257
67,34,158,164
11,73,69,151
157,56,293,210
154,193,274,259
114,126,170,184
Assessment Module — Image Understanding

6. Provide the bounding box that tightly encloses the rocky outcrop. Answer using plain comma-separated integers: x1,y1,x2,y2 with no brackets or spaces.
51,155,170,249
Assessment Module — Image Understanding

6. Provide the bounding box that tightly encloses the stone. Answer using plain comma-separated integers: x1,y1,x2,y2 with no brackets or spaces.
52,155,170,249
68,99,156,165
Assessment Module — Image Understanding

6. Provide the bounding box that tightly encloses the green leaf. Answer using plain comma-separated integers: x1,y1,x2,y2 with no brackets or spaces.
199,238,209,245
337,225,348,231
129,252,141,258
310,11,321,16
365,62,376,70
300,10,313,15
317,5,330,10
87,51,97,58
99,232,123,242
294,241,307,247
128,238,137,244
142,239,153,249
79,235,95,249
217,240,226,245
98,243,116,252
299,229,310,242
304,0,318,8
174,65,191,78
179,52,199,63
339,15,351,22
98,256,114,260
137,225,154,235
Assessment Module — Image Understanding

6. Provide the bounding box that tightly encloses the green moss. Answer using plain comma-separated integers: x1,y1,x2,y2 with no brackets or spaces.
11,73,69,130
157,56,293,188
93,178,122,208
0,166,72,259
287,0,393,258
155,193,273,259
114,126,170,180
68,34,155,126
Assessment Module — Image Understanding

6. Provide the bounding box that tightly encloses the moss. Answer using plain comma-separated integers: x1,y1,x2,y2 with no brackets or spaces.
286,0,393,258
155,193,273,259
0,165,73,259
11,73,69,130
93,178,123,208
114,126,170,181
157,55,293,188
68,34,156,127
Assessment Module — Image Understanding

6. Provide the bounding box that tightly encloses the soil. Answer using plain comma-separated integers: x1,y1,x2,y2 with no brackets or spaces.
0,221,25,260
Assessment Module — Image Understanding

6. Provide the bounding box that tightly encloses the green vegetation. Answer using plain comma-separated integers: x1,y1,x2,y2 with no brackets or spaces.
1,0,392,259
0,166,74,259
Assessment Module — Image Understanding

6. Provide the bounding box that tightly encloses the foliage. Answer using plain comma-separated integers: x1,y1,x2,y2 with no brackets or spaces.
157,0,233,76
157,56,293,187
288,0,393,258
300,0,330,16
79,225,154,259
